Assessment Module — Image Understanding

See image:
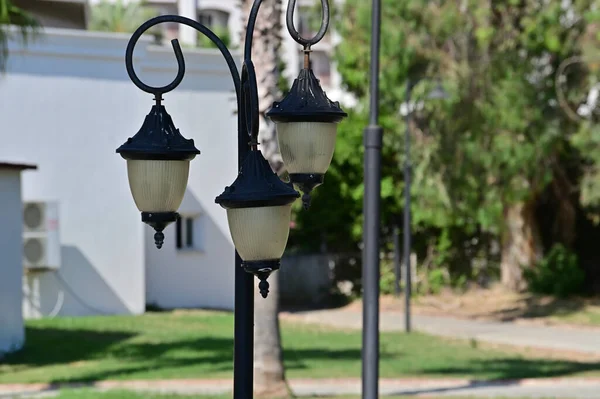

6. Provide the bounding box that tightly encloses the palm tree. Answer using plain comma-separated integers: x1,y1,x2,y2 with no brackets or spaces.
239,0,289,397
89,0,157,34
0,0,39,72
241,0,284,172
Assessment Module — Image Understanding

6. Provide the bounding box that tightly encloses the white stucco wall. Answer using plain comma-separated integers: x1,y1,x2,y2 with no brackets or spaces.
0,28,238,315
140,42,238,311
145,189,235,310
0,169,28,355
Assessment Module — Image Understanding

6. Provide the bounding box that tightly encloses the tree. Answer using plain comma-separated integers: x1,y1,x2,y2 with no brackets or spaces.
239,0,289,397
240,0,284,171
89,0,157,34
293,0,600,291
0,0,39,71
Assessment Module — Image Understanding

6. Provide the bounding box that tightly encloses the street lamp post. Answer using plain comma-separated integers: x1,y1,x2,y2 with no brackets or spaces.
362,0,382,398
403,78,447,333
116,1,346,398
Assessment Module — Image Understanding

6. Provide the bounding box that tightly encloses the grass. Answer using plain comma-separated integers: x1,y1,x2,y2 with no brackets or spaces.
551,306,600,326
1,310,599,384
52,391,564,399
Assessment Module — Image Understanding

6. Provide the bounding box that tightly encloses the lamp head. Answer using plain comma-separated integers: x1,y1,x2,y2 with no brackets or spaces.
267,68,347,209
215,150,299,298
117,102,200,248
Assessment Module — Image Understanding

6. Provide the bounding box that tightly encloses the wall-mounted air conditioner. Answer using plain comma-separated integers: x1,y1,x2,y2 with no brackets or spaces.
23,202,61,271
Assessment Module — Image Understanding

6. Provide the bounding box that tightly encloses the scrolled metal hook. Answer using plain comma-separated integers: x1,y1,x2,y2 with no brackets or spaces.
286,0,330,48
125,15,241,101
126,19,186,97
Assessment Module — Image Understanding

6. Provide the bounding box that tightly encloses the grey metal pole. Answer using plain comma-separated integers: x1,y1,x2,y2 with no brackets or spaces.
404,81,413,334
393,225,401,296
362,0,382,398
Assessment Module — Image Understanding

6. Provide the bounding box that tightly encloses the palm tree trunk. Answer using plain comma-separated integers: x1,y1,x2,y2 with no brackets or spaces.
239,0,289,397
240,0,284,170
253,273,289,397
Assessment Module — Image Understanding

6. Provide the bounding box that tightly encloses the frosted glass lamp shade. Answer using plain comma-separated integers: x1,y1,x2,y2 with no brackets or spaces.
226,204,292,261
276,122,337,174
126,160,189,213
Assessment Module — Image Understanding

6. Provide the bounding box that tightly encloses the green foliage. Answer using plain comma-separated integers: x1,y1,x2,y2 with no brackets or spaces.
198,26,231,49
452,275,469,293
380,259,397,295
0,0,40,72
287,110,366,252
290,0,600,292
524,244,585,297
425,269,448,295
571,122,600,221
89,0,157,34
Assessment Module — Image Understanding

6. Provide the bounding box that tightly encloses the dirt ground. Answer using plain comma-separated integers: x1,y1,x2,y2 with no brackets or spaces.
344,285,600,329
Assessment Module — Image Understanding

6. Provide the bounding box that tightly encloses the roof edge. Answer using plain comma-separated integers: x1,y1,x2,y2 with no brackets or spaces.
0,162,37,171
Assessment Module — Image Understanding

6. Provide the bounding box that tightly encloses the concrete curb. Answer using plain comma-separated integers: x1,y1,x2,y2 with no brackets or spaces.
3,377,600,398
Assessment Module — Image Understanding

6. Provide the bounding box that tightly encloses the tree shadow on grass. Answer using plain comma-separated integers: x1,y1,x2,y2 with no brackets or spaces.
479,295,596,322
3,325,600,384
1,325,385,384
421,357,600,380
1,327,136,366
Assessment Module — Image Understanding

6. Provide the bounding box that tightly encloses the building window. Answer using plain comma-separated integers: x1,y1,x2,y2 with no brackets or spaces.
309,51,332,86
176,215,202,251
297,6,329,43
197,9,229,29
297,7,313,38
198,13,213,28
197,9,231,47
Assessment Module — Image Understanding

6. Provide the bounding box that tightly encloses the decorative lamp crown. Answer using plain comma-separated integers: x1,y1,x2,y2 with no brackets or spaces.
267,69,347,124
117,104,200,161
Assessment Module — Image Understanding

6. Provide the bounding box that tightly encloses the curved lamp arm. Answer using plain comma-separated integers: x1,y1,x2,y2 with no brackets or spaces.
125,0,331,143
125,15,241,101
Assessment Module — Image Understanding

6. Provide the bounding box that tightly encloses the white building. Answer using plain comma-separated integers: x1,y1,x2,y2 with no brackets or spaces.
14,0,352,104
172,0,352,106
0,162,36,355
0,0,349,318
0,25,239,316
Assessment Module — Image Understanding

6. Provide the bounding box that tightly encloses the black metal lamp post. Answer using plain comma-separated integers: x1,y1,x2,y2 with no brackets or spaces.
362,0,383,399
402,78,448,333
361,0,447,388
116,1,346,398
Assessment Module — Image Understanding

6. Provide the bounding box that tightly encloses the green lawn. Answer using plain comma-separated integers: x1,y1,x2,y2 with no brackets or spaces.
551,306,600,326
1,310,598,384
52,391,563,399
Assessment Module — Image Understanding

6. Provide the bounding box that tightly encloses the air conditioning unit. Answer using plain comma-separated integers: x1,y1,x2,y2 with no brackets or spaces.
23,202,61,271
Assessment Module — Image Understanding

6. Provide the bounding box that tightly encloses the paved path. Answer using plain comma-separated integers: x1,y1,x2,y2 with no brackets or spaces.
282,309,600,355
3,378,600,398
